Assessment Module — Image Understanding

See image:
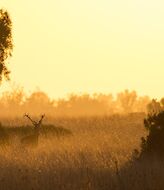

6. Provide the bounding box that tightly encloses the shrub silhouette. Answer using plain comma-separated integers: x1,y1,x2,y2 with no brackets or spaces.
138,110,164,158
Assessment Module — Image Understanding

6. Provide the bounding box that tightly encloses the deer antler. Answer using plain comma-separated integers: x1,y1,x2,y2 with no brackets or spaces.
24,113,28,118
41,114,45,118
24,113,45,128
38,114,45,125
24,113,37,126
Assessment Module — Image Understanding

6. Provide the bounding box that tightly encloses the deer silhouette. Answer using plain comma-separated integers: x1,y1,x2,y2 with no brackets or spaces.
21,114,45,147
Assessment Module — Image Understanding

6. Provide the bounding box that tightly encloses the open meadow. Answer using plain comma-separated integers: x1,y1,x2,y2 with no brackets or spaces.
0,113,162,190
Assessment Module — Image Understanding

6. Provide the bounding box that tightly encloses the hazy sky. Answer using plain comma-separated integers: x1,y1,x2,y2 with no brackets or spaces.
0,0,164,99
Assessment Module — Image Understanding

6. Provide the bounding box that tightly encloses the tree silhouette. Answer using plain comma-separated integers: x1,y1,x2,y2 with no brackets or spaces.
133,100,164,160
117,90,137,113
0,9,13,82
139,111,164,158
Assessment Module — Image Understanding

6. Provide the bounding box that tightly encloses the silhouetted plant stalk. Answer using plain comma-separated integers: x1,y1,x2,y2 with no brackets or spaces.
114,159,125,190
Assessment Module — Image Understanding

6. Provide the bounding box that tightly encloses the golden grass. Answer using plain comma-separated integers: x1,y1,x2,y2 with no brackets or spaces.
0,113,162,190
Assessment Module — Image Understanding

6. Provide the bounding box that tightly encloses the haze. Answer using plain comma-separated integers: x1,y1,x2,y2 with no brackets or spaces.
1,0,164,99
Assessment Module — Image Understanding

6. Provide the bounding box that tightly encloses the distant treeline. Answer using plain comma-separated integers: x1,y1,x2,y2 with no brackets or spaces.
0,88,151,117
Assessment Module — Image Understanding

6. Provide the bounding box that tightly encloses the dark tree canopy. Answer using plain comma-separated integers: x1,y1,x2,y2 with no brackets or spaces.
133,99,164,160
0,9,13,82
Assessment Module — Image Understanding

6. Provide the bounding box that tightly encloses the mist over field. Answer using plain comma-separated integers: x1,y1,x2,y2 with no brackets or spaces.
1,1,164,189
0,112,147,190
0,89,163,190
0,88,150,118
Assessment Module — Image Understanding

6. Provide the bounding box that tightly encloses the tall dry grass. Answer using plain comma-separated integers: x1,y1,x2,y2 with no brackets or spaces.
0,113,162,190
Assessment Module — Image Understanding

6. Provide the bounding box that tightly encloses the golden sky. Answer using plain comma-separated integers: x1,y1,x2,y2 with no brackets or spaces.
0,0,164,98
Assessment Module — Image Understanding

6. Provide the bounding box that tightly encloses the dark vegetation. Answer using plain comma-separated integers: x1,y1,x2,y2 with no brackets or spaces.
131,99,164,160
140,110,164,158
115,99,164,190
0,9,13,82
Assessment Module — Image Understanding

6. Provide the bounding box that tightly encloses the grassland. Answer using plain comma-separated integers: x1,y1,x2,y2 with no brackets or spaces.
0,113,162,190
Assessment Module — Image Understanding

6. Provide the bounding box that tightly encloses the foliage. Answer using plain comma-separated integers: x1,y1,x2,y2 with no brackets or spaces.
117,90,137,113
136,99,164,159
0,9,13,82
0,87,151,117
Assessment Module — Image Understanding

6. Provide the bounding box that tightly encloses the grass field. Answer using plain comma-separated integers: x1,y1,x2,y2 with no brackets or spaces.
0,113,163,190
